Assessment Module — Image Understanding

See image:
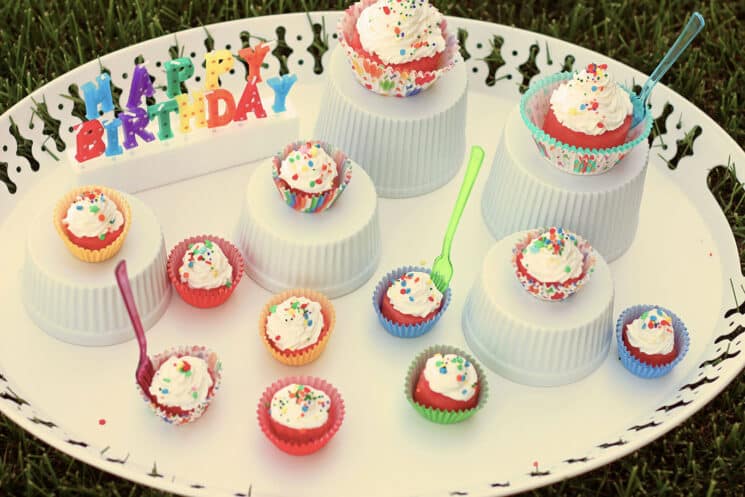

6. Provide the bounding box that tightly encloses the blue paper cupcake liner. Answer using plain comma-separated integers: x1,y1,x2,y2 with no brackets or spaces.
372,265,452,339
615,304,690,379
519,72,653,175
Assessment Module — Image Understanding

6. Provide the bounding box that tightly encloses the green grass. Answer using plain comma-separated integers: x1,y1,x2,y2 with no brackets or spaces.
0,1,743,496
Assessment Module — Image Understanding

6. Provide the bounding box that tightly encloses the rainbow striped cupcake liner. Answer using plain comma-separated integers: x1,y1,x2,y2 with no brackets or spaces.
520,72,653,175
372,265,452,339
271,140,353,214
616,304,690,379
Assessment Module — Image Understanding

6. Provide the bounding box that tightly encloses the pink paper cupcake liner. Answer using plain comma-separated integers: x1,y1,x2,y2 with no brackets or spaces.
511,228,596,301
167,235,244,308
271,140,353,214
135,345,223,426
257,376,345,456
337,0,461,97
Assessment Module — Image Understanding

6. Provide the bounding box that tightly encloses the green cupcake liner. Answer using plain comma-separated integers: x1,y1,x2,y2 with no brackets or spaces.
404,344,489,424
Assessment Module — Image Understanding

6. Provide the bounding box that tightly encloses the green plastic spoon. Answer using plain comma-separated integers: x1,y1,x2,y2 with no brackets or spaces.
431,145,486,293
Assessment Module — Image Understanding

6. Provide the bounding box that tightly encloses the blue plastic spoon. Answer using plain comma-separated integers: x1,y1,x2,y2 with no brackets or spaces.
631,12,705,128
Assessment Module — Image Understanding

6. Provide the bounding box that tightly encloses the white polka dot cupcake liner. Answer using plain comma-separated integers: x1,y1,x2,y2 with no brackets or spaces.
338,0,461,97
520,72,653,175
511,228,596,301
135,345,223,426
616,304,690,379
372,265,452,339
271,140,353,214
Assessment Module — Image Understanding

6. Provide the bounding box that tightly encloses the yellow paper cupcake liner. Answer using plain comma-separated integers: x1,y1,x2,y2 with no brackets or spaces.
53,185,132,263
259,289,336,366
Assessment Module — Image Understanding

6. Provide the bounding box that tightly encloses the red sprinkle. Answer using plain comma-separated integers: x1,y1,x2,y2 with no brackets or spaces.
98,418,106,426
383,6,390,14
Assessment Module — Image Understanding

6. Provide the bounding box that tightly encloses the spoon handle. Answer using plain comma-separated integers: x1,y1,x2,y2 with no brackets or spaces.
439,146,486,257
640,12,705,101
115,260,148,366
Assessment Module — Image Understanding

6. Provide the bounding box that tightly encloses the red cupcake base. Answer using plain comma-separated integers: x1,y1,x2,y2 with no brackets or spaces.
543,107,632,150
380,291,441,326
622,325,678,367
414,373,479,411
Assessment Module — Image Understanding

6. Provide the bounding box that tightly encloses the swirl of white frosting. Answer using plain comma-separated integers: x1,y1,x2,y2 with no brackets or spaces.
270,383,331,429
356,0,446,64
63,190,124,239
148,356,213,410
627,308,675,355
280,143,338,194
549,63,632,136
521,228,584,283
266,296,325,351
386,270,443,317
178,240,233,290
423,353,478,401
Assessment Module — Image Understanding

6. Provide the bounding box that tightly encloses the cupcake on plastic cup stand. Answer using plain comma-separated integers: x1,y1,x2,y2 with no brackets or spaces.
272,140,353,214
512,227,596,301
616,305,690,378
259,289,336,366
405,345,488,424
372,265,452,338
140,345,223,425
520,62,653,175
257,376,345,455
338,0,461,97
54,185,131,263
167,236,244,308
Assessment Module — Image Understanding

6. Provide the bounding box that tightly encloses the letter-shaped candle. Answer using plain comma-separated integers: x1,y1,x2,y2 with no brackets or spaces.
120,107,156,149
266,74,297,113
174,92,207,133
233,79,267,121
238,43,270,83
81,73,115,120
204,50,234,91
74,120,106,162
205,89,237,128
147,100,180,141
103,118,124,157
164,58,194,99
126,65,156,109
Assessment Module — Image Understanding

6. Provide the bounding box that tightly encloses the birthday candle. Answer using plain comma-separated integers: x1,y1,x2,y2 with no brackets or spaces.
267,74,297,113
81,73,115,120
205,89,236,128
174,92,207,133
74,120,106,162
147,100,179,141
164,58,194,98
126,64,156,109
238,43,270,83
233,79,267,121
204,50,234,91
120,107,155,149
103,118,124,156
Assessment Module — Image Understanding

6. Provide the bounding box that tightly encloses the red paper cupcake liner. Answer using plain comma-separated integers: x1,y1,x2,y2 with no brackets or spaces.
257,376,345,456
167,235,244,309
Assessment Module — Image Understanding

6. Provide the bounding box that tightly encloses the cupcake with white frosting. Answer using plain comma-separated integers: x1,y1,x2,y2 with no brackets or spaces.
257,376,345,455
259,289,336,366
373,265,452,338
54,185,131,262
405,345,488,424
136,345,222,425
338,0,460,96
512,227,596,301
167,235,244,308
616,305,690,378
271,140,353,214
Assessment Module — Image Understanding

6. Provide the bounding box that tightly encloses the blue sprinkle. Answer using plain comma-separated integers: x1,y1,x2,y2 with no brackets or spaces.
188,261,194,268
579,104,587,110
464,361,470,367
408,296,414,302
308,160,314,167
650,315,658,321
307,320,313,327
462,389,468,395
406,288,411,294
400,48,406,56
439,367,447,374
401,280,407,287
591,85,597,91
301,405,309,412
76,205,83,210
161,388,169,395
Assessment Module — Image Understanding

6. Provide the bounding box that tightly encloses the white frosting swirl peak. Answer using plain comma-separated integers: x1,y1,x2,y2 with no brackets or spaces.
550,63,632,135
63,189,124,239
356,0,446,64
423,353,478,401
280,143,338,194
266,296,325,351
386,271,443,317
270,384,331,430
627,308,675,355
179,240,233,290
148,356,213,410
521,228,584,283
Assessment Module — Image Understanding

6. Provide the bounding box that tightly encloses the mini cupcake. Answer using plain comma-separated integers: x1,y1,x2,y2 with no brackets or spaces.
259,289,336,366
167,236,244,308
257,376,345,455
512,227,596,301
54,185,131,262
373,265,451,338
271,140,353,214
136,345,222,425
405,345,487,424
520,66,653,175
338,0,460,97
543,63,633,150
616,305,690,378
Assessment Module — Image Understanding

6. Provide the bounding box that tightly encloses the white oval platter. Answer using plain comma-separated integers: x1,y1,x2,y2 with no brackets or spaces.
0,11,743,497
